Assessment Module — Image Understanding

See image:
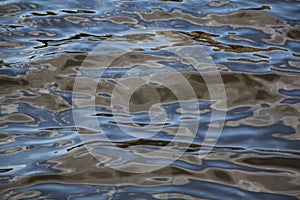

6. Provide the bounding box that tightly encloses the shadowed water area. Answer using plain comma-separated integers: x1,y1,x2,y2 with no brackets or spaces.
0,0,300,199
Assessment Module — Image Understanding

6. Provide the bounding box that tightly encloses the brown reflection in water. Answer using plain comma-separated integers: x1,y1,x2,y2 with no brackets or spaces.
1,147,299,197
227,58,268,63
0,4,22,17
1,50,299,128
180,31,286,53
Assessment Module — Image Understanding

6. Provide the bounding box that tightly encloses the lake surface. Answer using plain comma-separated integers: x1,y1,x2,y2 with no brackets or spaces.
0,0,300,199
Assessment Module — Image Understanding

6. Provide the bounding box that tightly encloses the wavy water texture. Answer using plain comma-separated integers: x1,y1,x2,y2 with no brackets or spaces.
0,0,300,199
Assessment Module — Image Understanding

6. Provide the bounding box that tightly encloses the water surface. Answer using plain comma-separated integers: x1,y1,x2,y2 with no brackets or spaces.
0,0,300,199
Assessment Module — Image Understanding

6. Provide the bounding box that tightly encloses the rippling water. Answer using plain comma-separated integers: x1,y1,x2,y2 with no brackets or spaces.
1,0,300,199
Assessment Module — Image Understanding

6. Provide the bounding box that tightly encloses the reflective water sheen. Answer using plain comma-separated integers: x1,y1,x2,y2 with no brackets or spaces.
0,0,300,199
